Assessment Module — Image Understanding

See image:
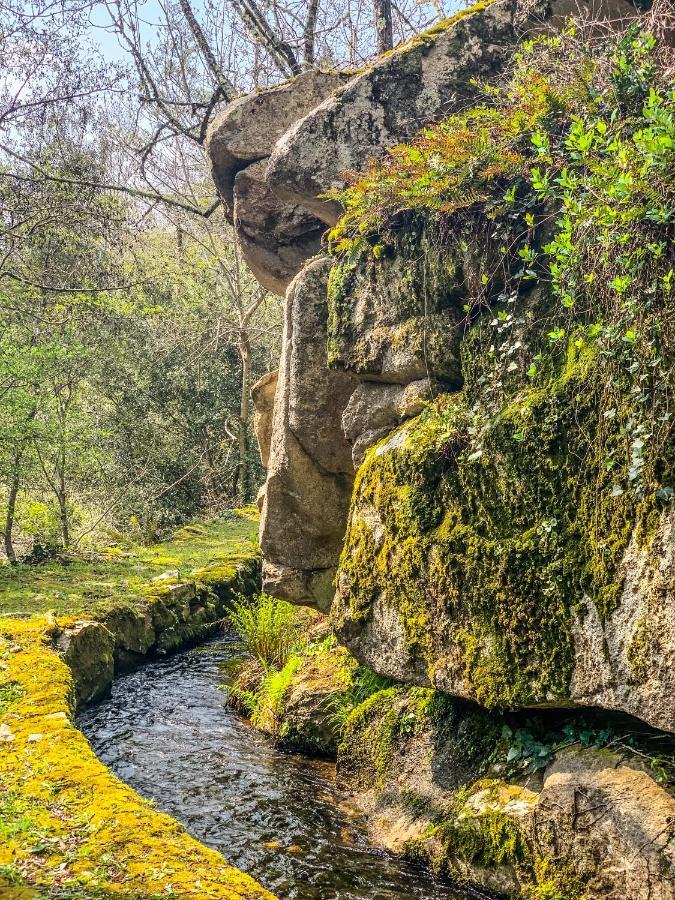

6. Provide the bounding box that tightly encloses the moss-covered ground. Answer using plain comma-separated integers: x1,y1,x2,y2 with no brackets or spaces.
0,509,273,899
0,509,259,618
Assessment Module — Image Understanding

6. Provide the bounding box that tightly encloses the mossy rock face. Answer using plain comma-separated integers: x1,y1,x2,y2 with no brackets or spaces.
327,234,467,385
336,684,535,896
55,621,115,705
337,685,675,899
333,276,675,730
338,685,501,796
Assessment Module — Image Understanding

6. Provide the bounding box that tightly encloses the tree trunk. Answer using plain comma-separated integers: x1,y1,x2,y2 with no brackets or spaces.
58,494,69,547
374,0,393,54
57,450,69,547
304,0,320,65
4,456,21,564
237,328,252,504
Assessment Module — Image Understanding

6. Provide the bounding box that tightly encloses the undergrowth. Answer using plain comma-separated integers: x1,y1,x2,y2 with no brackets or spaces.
328,22,674,508
228,592,303,669
227,594,394,747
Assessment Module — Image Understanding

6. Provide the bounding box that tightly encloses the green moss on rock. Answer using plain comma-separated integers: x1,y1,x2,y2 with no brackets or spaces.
335,311,669,707
326,229,467,383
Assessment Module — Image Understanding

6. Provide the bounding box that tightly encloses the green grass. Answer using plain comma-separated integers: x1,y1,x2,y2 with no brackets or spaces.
228,593,303,668
0,510,259,618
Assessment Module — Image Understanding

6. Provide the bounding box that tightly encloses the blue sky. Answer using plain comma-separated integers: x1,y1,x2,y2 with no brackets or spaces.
85,0,170,64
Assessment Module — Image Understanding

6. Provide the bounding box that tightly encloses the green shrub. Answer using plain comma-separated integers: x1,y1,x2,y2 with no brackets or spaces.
250,656,303,731
326,665,397,732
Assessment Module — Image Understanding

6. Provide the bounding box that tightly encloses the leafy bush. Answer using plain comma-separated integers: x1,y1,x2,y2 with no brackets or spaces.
228,592,303,669
499,718,675,785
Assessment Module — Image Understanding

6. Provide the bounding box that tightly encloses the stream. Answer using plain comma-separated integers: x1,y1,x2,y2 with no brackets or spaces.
78,634,489,900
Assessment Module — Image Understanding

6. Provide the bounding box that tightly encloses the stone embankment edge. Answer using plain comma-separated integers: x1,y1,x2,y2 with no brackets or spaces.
0,555,277,900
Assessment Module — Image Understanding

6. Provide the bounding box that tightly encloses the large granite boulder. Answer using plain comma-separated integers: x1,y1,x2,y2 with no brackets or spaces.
265,0,524,224
333,397,675,733
258,258,356,611
206,70,348,293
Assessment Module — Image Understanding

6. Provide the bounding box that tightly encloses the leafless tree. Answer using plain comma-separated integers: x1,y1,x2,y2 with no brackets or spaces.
0,0,456,510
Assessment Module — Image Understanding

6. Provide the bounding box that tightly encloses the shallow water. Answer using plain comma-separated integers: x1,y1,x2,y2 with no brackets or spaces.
78,635,490,900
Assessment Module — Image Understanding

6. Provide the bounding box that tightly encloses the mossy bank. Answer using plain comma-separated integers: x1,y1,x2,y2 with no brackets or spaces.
0,511,274,899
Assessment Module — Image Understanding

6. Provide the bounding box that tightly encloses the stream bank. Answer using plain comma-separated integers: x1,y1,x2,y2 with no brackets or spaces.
78,634,485,900
0,512,272,899
227,596,675,900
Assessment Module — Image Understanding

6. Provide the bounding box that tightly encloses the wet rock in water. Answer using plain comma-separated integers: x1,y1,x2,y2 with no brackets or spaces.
278,651,350,755
228,623,354,756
